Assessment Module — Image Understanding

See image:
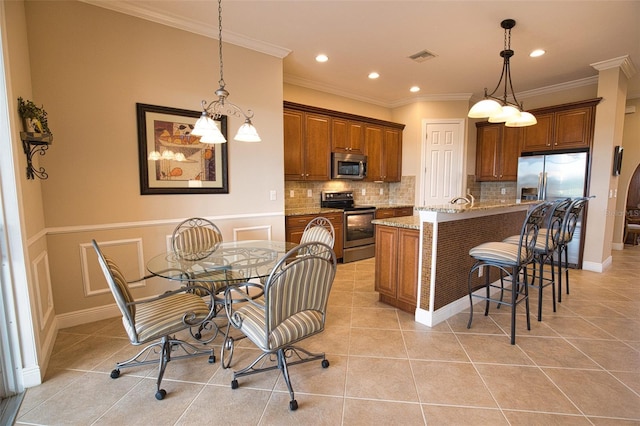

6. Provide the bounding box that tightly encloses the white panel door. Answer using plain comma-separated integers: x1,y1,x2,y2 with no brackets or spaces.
421,120,464,206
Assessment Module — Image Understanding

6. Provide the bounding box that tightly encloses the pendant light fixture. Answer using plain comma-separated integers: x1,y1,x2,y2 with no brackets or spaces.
468,19,537,127
192,0,261,143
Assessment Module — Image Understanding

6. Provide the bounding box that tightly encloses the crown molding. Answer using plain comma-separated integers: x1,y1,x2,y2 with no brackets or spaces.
591,55,638,79
80,0,290,58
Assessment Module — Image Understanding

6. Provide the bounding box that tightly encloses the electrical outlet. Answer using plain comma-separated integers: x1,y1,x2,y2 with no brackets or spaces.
501,188,506,195
361,188,366,195
289,190,295,198
307,189,312,198
269,190,276,201
379,188,384,195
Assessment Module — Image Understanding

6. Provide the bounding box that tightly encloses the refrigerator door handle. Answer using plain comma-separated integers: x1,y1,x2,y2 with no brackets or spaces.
542,172,548,200
537,173,544,200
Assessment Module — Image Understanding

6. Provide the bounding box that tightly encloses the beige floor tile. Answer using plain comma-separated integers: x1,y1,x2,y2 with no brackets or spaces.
259,393,344,425
422,405,508,425
580,316,640,342
18,369,86,415
475,364,581,414
502,410,591,425
348,328,407,358
516,336,603,369
303,325,350,355
543,316,618,339
456,334,535,365
176,385,271,425
47,335,130,371
566,339,640,372
327,290,353,307
403,330,470,362
350,307,400,329
343,399,425,425
411,360,498,408
94,379,205,425
345,357,418,402
610,370,640,395
273,354,346,396
18,373,143,425
209,346,280,390
446,311,506,336
543,368,640,419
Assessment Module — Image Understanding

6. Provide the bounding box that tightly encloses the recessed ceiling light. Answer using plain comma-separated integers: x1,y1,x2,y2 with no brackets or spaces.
530,49,545,58
410,86,420,93
368,72,380,79
315,54,328,62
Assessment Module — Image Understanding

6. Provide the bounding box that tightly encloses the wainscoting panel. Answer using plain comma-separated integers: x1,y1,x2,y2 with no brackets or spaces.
233,225,272,241
80,238,146,297
31,251,54,331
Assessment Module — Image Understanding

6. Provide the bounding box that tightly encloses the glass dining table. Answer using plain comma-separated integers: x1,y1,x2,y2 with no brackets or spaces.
146,239,298,367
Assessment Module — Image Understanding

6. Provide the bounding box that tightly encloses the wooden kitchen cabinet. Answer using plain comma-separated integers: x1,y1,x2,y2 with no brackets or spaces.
521,99,600,153
285,212,343,259
283,109,331,181
332,118,364,154
375,206,414,219
374,225,419,312
365,125,402,182
475,122,521,181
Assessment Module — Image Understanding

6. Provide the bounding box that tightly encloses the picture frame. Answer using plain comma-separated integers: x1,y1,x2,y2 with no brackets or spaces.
136,103,228,195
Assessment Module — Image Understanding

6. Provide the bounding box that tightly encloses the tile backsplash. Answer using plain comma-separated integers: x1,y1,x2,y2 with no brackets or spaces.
285,176,416,209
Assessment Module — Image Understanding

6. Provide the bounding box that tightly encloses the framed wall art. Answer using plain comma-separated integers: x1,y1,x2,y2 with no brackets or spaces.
136,103,228,194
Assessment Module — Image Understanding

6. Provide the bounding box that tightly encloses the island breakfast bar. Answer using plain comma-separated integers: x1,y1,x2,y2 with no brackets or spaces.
373,201,535,327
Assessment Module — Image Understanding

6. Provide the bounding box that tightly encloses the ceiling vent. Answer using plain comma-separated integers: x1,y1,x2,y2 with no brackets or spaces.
409,49,437,63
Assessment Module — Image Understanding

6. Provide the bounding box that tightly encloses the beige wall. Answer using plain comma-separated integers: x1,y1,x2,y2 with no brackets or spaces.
20,0,286,328
613,97,640,245
3,0,53,384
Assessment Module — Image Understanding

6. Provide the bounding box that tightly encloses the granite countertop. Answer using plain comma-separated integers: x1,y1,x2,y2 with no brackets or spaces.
371,215,420,230
285,207,344,216
415,200,539,214
285,204,414,216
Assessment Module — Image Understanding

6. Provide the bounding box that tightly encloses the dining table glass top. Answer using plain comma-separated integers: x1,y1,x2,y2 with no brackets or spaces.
146,240,298,283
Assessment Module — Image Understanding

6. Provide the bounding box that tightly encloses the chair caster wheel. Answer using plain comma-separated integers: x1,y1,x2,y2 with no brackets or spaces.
209,355,216,364
155,389,166,400
110,369,120,379
321,359,330,368
231,379,238,389
289,399,298,411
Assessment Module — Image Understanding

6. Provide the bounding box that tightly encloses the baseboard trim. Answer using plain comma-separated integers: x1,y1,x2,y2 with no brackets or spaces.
56,304,120,330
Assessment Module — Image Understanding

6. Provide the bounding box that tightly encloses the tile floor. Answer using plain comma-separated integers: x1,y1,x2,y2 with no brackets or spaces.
16,245,640,425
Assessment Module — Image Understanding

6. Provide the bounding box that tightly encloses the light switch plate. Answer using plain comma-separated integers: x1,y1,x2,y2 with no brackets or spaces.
269,190,276,201
361,189,366,195
307,189,312,198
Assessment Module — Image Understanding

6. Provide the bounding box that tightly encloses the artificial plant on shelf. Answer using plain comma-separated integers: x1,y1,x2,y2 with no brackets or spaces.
17,97,52,135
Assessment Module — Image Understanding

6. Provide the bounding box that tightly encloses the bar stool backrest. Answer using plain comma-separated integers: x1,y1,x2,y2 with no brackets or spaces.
543,198,573,250
520,202,551,264
562,198,590,245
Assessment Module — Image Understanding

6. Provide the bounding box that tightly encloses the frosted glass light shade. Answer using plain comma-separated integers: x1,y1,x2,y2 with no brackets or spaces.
193,114,227,143
234,120,261,142
468,99,502,118
505,111,537,127
148,151,161,161
489,105,521,123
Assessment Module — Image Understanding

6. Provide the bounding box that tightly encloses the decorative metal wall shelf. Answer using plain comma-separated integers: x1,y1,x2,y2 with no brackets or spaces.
20,132,52,180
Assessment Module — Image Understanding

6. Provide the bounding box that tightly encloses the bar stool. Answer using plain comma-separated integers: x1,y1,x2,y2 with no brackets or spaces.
549,197,591,302
503,198,572,321
467,202,550,344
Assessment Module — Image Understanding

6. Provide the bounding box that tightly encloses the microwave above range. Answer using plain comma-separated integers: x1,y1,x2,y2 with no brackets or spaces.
331,152,367,180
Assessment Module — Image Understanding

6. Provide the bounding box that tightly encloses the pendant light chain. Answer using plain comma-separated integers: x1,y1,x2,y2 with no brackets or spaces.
217,0,225,90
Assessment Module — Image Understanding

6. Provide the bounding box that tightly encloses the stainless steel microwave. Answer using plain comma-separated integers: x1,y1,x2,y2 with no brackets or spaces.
332,152,367,180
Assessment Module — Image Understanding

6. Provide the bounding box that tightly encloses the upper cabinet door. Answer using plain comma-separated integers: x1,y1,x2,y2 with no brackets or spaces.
553,107,592,150
284,110,305,180
303,113,331,181
383,127,402,182
522,113,554,152
365,125,384,181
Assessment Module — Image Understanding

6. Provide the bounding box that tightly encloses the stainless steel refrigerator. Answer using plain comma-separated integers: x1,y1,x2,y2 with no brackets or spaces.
516,152,588,267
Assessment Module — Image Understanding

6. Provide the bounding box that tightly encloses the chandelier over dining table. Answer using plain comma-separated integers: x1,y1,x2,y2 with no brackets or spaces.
467,19,537,127
192,0,261,143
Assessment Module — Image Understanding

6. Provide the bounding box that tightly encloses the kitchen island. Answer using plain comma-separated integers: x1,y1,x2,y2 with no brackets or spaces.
372,201,535,326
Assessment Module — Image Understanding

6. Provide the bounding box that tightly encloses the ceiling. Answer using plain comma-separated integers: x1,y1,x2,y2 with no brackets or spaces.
86,0,640,108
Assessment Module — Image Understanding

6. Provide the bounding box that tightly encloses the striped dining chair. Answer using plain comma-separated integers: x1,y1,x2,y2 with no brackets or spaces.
92,240,215,400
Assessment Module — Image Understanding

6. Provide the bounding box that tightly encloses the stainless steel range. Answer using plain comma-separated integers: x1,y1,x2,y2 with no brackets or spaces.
321,191,376,263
